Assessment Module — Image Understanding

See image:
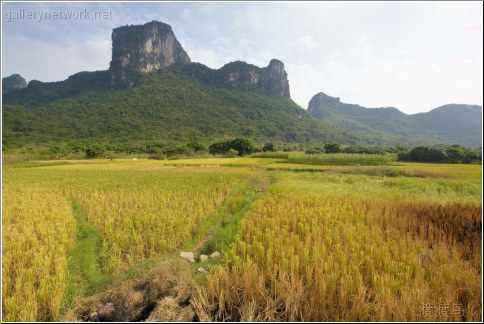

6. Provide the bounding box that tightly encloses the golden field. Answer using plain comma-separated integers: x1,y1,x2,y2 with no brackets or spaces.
2,158,482,321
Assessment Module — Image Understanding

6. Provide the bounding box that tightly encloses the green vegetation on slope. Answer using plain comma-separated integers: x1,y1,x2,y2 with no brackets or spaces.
2,67,350,146
308,92,482,147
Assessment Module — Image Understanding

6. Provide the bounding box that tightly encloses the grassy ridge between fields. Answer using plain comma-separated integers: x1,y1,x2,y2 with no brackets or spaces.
63,201,105,314
183,174,272,257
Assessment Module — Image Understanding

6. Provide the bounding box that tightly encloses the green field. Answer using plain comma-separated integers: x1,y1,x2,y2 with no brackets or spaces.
2,157,482,321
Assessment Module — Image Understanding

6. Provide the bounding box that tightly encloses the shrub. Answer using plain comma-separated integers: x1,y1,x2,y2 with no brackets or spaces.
262,142,276,152
209,141,230,155
85,145,105,158
324,143,341,153
209,138,255,156
187,141,206,152
225,149,239,157
229,138,255,156
305,146,325,154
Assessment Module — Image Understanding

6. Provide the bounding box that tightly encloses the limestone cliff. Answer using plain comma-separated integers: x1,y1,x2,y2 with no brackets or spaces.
217,59,290,98
110,21,190,87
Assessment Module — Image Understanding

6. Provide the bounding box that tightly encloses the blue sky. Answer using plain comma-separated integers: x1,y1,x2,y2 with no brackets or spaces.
2,1,482,114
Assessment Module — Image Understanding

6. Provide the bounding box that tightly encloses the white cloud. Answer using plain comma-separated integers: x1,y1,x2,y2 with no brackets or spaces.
297,35,317,50
3,33,110,82
2,2,482,113
181,8,191,20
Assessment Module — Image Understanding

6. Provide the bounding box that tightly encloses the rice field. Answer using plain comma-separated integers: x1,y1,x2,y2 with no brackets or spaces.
2,163,245,321
2,184,76,321
2,158,482,322
198,194,481,321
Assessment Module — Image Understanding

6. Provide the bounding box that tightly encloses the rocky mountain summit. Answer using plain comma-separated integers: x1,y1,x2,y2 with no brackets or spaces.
108,21,290,97
4,21,291,99
2,74,27,94
217,59,290,97
110,21,191,87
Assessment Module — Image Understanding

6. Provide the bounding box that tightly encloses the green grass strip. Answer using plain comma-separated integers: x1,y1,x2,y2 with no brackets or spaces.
63,200,105,313
183,174,272,257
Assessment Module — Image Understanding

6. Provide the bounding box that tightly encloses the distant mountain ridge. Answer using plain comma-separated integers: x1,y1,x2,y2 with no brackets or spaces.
308,92,482,147
2,20,481,148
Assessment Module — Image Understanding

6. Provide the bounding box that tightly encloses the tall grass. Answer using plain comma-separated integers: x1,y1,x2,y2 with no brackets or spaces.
195,193,481,321
251,152,290,159
288,153,397,165
75,171,241,275
271,171,481,204
2,181,76,321
3,159,481,321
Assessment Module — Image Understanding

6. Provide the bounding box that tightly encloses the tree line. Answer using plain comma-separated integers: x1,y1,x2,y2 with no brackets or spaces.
4,138,481,164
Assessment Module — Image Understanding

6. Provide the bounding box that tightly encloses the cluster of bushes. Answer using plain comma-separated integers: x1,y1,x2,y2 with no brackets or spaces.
147,142,207,160
398,145,482,164
35,138,265,159
305,144,410,155
209,138,256,156
304,143,341,154
7,139,481,164
302,143,481,164
38,142,208,159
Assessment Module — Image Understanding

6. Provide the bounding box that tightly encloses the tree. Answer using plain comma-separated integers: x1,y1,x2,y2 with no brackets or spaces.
445,147,464,163
85,144,105,158
229,138,255,156
209,138,255,156
324,143,341,153
174,144,191,156
187,141,206,152
398,146,447,163
305,146,324,154
262,142,276,152
427,147,447,162
209,141,230,155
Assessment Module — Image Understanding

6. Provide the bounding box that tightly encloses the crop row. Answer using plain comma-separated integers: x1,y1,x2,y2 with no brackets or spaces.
2,182,76,321
197,193,481,321
287,153,397,165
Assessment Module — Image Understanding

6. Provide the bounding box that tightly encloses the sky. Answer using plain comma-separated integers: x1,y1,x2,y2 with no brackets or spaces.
1,1,482,114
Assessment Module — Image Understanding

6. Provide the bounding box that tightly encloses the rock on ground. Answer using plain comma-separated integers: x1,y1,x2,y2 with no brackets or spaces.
180,251,195,262
200,254,208,262
210,251,221,259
